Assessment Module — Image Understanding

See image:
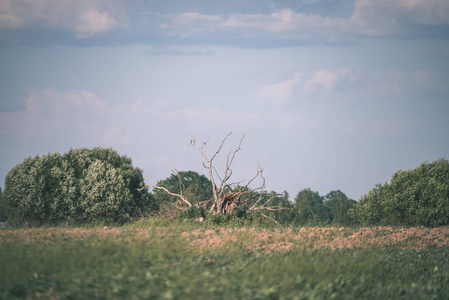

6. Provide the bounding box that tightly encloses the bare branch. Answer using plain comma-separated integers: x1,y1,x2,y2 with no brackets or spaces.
170,160,185,199
213,165,223,183
249,193,265,211
194,199,211,207
260,213,281,226
136,184,192,207
249,206,290,212
189,132,233,206
262,192,285,207
210,132,232,161
218,133,245,196
241,192,260,204
249,190,286,212
244,164,265,193
226,179,245,188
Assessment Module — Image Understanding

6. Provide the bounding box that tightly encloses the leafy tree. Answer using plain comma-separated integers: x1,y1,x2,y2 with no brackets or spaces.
1,148,153,226
293,188,329,225
153,171,213,207
291,189,355,225
323,190,357,226
1,154,64,225
355,158,449,227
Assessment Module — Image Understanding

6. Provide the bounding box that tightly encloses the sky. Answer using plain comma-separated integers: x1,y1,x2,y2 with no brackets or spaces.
0,0,448,200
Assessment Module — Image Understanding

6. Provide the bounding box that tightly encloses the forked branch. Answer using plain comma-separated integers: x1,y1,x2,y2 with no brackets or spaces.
189,132,234,204
136,184,192,207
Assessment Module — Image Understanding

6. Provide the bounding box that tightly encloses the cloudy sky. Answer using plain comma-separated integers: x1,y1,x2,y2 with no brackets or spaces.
1,0,448,200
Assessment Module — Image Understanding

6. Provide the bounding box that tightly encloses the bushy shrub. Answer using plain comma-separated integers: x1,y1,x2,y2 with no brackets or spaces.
0,148,153,226
177,206,206,221
355,158,449,227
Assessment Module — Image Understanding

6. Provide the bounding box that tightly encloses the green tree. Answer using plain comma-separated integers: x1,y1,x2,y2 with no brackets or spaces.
1,154,64,225
63,148,153,219
153,171,213,207
1,148,153,226
355,158,449,227
293,188,329,225
323,190,357,226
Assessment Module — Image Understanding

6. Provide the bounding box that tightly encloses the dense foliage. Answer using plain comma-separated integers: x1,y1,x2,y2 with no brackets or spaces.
1,147,447,228
153,171,213,207
0,148,152,226
355,158,449,227
292,189,356,226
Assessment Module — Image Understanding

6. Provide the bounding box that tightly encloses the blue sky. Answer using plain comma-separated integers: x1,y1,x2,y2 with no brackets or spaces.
1,0,448,200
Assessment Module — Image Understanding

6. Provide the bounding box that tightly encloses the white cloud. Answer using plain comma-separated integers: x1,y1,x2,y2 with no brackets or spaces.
255,68,438,106
255,73,303,105
0,89,268,151
302,70,351,94
161,9,348,41
0,89,307,192
0,0,123,37
1,0,447,43
76,10,118,37
256,69,355,105
159,0,449,40
222,8,347,38
0,89,107,141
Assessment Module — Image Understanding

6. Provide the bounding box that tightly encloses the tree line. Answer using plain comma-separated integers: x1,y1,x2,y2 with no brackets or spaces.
1,147,448,227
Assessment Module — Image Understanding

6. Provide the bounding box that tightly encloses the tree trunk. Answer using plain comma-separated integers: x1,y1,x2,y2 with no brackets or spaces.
211,191,240,214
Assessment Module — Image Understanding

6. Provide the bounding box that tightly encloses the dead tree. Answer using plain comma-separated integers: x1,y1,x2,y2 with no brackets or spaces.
189,132,289,219
139,132,289,220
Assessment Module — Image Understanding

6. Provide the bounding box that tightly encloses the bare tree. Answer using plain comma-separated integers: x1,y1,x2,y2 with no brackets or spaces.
139,132,289,219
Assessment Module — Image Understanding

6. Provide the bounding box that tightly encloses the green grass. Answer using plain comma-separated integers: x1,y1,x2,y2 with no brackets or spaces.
1,225,448,299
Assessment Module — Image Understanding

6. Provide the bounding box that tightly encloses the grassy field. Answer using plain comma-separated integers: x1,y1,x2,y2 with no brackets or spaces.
1,222,448,299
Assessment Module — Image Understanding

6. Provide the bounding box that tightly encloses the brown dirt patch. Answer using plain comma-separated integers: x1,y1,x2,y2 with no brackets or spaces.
183,227,449,253
1,226,448,253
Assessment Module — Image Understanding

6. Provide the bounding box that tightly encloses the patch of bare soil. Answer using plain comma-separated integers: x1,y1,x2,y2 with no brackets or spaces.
1,227,448,253
185,227,449,253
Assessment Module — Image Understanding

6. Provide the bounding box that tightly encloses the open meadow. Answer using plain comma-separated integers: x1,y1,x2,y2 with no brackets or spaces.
1,223,448,299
